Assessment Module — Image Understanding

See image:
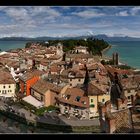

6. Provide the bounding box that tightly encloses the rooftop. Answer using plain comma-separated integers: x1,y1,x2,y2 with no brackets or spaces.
66,53,93,59
0,70,16,84
31,79,62,95
19,69,45,82
23,95,44,108
87,82,105,96
59,87,89,108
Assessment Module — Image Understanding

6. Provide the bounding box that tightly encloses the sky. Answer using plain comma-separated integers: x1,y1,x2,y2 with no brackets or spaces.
0,6,140,38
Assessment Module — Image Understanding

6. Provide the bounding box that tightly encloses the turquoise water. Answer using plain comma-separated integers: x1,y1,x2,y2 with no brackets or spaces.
105,41,140,69
0,41,29,51
0,40,140,69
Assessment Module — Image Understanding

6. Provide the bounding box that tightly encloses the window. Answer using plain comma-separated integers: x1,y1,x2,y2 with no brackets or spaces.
10,90,12,92
102,99,105,102
3,86,5,89
9,85,11,88
32,91,34,95
2,90,6,94
75,96,81,102
82,101,86,105
128,90,131,93
91,99,93,103
65,95,71,100
70,79,72,81
70,84,72,86
0,90,1,93
41,96,43,101
128,96,131,99
78,79,81,82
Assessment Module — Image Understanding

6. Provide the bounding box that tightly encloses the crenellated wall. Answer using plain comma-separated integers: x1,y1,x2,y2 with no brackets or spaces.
98,99,133,133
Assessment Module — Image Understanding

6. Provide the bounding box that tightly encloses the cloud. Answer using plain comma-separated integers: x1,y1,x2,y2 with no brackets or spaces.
130,7,140,16
0,6,140,38
72,9,105,19
30,7,61,17
116,10,129,16
5,7,30,21
0,6,61,26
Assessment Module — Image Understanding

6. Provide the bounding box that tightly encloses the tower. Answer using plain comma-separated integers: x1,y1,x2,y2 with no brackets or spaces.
112,53,119,65
112,53,115,65
115,53,119,65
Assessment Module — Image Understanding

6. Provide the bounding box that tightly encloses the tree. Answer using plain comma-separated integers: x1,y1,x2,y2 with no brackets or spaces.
25,42,32,48
83,65,90,96
101,60,106,65
15,83,20,93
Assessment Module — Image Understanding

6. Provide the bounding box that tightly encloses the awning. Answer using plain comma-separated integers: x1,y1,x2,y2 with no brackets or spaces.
22,95,44,108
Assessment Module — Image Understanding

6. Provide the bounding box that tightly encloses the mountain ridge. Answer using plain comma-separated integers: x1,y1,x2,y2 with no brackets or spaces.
0,34,140,41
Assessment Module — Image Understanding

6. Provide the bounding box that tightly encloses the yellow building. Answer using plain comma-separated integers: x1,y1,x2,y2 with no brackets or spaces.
88,82,110,118
0,70,16,98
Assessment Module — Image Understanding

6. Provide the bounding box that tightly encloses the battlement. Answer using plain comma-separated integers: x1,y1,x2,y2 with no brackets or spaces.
98,98,133,133
116,97,127,110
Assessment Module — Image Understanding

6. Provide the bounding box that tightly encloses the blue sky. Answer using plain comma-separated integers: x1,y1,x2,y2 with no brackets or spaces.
0,6,140,37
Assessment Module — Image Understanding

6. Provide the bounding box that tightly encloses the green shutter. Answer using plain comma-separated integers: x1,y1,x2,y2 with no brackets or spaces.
90,104,95,108
91,99,93,103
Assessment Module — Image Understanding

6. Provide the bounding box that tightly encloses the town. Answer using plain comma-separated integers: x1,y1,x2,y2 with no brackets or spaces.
0,41,140,133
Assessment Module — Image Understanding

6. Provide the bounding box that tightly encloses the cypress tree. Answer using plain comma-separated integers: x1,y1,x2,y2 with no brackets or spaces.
83,64,90,96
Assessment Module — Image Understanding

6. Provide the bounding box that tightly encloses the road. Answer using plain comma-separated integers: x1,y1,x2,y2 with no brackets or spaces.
0,122,16,133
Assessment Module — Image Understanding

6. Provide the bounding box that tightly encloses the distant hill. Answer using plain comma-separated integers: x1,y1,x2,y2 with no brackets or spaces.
92,34,140,42
0,34,140,41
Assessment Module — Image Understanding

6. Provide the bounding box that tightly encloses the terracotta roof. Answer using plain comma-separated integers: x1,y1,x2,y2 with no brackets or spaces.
35,52,46,55
112,109,132,133
66,53,93,59
31,79,62,94
52,61,66,66
121,76,139,90
45,48,55,54
58,87,89,108
0,70,16,84
87,82,105,96
19,69,45,82
105,65,133,76
40,59,49,66
6,61,19,68
48,55,61,60
65,88,85,95
50,65,61,73
61,69,85,78
0,54,11,58
73,58,86,64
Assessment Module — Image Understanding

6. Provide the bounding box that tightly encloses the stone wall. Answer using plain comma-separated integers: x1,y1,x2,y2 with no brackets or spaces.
98,99,133,133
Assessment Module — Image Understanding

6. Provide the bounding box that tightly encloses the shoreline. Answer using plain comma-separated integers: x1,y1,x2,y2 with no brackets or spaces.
101,45,140,71
101,45,112,61
101,45,112,54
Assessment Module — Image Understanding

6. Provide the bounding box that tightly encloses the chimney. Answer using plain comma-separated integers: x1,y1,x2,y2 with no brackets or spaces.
131,95,136,106
105,100,111,112
105,112,116,133
117,98,122,110
107,117,116,133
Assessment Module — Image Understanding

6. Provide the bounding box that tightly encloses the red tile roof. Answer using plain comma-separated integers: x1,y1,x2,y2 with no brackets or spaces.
31,79,62,94
0,70,15,84
19,69,46,82
58,88,89,108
